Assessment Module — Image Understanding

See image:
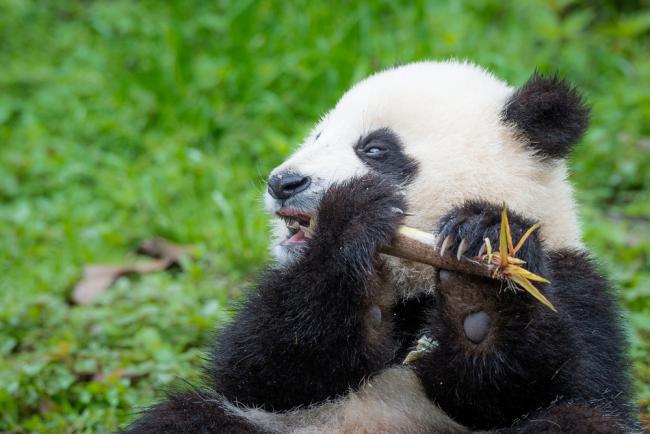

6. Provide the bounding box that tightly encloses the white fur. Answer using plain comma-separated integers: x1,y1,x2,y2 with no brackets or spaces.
267,59,582,281
225,367,468,434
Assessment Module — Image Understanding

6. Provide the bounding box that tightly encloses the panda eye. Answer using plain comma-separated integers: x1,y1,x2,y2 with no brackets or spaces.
355,129,396,160
355,128,417,183
362,144,387,157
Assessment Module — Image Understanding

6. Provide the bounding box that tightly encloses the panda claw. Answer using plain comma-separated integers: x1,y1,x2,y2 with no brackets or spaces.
456,238,469,260
440,235,453,256
478,241,487,257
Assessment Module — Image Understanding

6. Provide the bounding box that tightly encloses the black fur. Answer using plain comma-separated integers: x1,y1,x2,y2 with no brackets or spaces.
434,200,547,276
122,186,638,433
122,175,406,433
502,73,590,160
355,128,419,183
393,295,436,362
499,402,625,434
209,174,406,411
123,390,267,434
413,202,636,431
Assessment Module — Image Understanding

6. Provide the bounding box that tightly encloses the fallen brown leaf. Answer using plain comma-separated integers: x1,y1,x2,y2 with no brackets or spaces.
136,238,192,260
71,238,192,304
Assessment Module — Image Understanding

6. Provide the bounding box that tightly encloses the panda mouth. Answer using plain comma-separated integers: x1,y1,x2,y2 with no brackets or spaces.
277,209,317,245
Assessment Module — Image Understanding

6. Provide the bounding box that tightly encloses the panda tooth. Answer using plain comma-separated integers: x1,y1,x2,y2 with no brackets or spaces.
308,215,318,231
300,225,314,238
287,220,300,230
456,239,469,260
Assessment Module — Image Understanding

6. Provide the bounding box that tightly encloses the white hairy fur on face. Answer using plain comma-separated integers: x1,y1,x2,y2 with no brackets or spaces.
265,59,583,291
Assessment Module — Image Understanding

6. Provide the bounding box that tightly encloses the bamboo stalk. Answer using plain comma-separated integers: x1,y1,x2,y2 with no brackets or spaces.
382,219,556,311
382,226,498,279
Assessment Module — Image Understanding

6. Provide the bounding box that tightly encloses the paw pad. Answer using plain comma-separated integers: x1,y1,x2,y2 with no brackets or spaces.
463,311,491,344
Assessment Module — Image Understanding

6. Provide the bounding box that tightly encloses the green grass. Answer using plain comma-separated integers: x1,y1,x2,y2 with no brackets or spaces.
1,0,649,432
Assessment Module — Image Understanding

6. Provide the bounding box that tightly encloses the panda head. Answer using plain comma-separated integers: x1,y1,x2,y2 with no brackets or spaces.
265,60,589,278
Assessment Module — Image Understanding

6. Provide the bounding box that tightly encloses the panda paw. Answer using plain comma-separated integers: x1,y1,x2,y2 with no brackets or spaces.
435,201,546,275
315,174,406,260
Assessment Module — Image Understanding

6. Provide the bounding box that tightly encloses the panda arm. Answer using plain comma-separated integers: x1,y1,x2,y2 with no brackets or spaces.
206,175,404,411
414,201,634,430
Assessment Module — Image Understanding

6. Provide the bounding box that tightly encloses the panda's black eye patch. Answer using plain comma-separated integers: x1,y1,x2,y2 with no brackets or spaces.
355,128,418,184
361,144,387,157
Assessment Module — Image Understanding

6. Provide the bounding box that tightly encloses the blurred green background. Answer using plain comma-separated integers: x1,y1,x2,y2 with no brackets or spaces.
1,0,649,432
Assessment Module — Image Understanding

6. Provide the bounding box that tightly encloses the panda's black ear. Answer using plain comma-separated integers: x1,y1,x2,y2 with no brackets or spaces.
502,72,590,160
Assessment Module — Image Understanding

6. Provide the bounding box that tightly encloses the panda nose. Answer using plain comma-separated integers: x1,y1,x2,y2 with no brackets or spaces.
267,172,311,200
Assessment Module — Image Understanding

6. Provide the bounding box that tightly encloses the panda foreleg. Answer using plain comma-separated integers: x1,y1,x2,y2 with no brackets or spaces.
207,175,405,411
412,201,576,429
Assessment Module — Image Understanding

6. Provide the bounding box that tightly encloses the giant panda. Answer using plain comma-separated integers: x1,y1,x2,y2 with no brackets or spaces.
123,60,640,433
